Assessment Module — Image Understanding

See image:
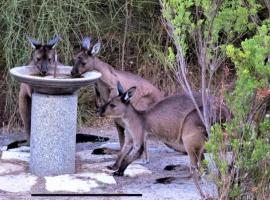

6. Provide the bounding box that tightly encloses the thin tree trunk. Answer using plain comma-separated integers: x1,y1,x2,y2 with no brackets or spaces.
121,0,132,71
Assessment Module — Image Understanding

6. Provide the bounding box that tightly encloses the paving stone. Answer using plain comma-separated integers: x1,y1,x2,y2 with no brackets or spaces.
0,173,37,193
76,172,116,184
45,174,99,192
1,151,30,162
0,163,25,175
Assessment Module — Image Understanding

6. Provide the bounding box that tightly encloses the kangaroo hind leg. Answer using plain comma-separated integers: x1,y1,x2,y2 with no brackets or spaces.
182,126,206,198
19,84,31,146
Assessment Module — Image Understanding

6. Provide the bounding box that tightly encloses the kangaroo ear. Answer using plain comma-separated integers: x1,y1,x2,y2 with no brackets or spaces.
82,37,91,50
91,42,101,56
122,86,136,103
117,81,125,96
47,35,61,49
27,36,41,49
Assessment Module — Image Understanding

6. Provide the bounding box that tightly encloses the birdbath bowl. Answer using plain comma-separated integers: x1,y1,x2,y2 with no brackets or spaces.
10,65,101,176
10,65,101,94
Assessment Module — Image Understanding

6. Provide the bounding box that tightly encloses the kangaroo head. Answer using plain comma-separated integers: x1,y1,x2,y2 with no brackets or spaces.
98,82,136,118
71,37,101,77
28,36,60,76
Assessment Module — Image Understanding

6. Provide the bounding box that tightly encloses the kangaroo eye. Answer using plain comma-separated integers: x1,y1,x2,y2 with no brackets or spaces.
110,104,116,108
36,57,41,61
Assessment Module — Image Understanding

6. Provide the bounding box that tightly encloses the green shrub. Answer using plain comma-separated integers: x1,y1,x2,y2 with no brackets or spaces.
206,23,270,199
162,0,270,199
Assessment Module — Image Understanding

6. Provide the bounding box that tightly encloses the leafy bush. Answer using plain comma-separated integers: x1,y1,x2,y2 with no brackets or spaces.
162,0,270,199
207,14,270,200
0,0,168,127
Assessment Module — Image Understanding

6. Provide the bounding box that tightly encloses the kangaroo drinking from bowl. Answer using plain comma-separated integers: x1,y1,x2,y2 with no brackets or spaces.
71,37,164,162
99,82,231,195
19,36,61,145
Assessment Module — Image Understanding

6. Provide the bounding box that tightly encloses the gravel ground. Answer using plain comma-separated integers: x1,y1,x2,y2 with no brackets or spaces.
0,125,217,200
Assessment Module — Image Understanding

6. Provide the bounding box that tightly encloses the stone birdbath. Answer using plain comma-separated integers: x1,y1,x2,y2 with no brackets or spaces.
10,65,101,176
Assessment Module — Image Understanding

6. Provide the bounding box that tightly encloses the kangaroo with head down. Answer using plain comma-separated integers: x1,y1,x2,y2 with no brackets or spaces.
19,36,61,145
71,37,164,161
99,82,231,195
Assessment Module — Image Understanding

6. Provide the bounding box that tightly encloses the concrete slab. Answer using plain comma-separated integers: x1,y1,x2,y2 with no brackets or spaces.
0,163,24,175
0,173,38,193
76,172,116,184
99,142,120,150
45,174,99,192
1,151,30,162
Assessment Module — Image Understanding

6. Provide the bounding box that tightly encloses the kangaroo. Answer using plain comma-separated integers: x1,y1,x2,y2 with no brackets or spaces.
99,82,231,196
19,36,61,146
99,82,207,172
71,37,164,162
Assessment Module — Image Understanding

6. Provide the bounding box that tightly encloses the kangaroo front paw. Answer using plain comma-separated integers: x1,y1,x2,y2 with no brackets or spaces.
113,171,124,176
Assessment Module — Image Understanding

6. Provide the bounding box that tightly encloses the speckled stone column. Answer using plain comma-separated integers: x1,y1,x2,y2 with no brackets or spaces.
30,92,77,176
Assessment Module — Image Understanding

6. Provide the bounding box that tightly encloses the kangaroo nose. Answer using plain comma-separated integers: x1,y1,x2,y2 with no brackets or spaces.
71,70,75,76
71,68,79,77
41,70,47,76
96,106,106,117
96,107,102,116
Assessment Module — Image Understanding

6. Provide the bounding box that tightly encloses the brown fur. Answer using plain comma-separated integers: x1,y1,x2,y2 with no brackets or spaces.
71,39,164,161
19,36,61,145
100,87,230,177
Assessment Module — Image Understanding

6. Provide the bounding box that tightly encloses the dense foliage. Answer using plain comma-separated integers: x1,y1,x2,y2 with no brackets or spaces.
0,0,170,127
162,0,270,199
206,25,270,199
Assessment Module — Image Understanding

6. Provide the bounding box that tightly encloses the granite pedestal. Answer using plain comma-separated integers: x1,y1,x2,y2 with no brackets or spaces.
30,92,77,176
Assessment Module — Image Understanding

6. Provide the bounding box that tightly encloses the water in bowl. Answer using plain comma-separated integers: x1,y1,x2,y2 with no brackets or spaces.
31,74,73,79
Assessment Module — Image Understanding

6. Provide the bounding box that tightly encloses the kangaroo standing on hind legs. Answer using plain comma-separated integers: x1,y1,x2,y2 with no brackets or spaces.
71,36,164,162
99,82,230,197
19,36,61,146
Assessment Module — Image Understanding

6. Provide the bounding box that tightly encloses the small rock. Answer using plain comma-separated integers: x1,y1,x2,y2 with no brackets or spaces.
99,142,120,150
124,164,152,177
